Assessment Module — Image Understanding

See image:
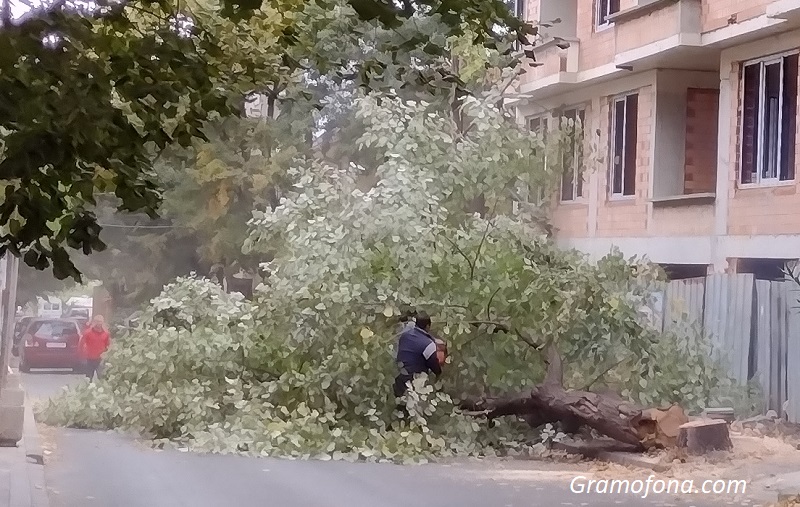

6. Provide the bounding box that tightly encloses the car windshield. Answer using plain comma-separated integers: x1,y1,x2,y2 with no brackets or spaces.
29,321,79,340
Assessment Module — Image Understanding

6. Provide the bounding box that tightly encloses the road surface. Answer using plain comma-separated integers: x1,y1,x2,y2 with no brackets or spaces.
22,371,752,507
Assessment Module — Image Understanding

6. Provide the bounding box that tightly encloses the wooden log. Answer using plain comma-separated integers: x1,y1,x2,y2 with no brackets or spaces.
634,405,690,449
677,419,733,453
461,385,670,451
457,343,689,450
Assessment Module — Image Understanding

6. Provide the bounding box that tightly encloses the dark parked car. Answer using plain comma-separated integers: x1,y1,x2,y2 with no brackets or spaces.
18,318,83,372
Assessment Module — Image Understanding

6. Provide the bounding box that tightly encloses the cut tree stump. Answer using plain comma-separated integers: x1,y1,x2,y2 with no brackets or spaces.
677,419,732,454
702,407,735,423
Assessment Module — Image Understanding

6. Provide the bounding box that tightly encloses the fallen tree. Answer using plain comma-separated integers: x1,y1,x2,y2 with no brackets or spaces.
39,91,741,463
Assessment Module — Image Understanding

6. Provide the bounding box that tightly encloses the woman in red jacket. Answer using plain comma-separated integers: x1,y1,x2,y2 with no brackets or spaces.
79,315,111,381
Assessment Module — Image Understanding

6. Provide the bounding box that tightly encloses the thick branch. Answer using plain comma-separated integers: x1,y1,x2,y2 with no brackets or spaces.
542,342,562,386
460,384,648,451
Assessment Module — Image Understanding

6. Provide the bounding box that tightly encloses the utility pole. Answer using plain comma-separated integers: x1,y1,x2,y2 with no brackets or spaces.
0,253,23,446
0,254,19,388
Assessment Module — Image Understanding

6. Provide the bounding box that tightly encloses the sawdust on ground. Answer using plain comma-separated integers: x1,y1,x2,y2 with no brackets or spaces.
663,433,800,479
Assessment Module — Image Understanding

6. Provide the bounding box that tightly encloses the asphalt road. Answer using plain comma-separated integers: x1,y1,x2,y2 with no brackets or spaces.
21,371,749,507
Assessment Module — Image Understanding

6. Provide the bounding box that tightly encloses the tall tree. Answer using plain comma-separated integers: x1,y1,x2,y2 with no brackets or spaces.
59,3,536,309
0,0,534,281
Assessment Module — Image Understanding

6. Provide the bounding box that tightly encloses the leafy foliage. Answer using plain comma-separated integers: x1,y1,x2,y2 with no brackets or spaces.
40,276,538,462
0,0,534,280
40,91,740,461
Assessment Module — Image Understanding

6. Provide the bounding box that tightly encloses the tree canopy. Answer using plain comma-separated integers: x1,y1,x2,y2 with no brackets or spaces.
0,0,535,280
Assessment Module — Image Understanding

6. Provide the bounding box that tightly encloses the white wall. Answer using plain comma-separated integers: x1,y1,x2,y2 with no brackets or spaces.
558,236,714,264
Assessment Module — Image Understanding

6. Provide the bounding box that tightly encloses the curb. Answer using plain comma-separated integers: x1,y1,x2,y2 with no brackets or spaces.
22,394,50,507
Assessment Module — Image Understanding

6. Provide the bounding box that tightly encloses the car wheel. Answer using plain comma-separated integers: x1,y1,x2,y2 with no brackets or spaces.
19,357,31,373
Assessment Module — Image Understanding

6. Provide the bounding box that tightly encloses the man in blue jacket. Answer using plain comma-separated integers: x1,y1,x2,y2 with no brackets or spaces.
393,312,442,398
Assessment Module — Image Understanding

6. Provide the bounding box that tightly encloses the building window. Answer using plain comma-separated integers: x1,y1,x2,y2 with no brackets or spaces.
560,108,586,201
504,0,526,50
596,0,620,28
505,0,525,18
529,115,547,140
513,115,548,210
528,115,548,203
740,53,798,185
610,94,638,197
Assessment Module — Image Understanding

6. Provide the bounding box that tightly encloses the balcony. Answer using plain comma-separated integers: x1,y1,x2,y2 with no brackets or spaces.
648,72,719,237
513,38,580,100
513,0,716,102
766,0,800,23
610,0,705,68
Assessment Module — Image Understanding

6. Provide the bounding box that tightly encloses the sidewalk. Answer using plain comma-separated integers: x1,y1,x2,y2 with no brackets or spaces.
0,376,50,507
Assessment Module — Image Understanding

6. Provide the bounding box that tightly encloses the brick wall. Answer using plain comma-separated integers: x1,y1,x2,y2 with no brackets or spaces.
551,204,589,237
701,0,771,33
650,206,715,235
684,88,720,194
615,2,682,54
576,0,616,71
526,0,540,24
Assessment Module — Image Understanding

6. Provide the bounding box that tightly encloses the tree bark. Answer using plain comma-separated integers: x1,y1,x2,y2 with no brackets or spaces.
677,420,732,454
462,383,648,450
459,344,688,451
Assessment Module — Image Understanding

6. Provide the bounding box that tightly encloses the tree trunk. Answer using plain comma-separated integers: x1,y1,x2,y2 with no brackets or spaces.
459,344,688,451
462,384,650,450
677,419,732,454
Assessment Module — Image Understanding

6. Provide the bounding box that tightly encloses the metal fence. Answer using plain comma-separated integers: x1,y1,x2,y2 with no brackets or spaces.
651,273,800,423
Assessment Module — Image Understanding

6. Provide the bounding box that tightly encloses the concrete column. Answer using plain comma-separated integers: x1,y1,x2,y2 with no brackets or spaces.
0,254,18,388
587,97,602,237
0,254,23,445
712,62,733,273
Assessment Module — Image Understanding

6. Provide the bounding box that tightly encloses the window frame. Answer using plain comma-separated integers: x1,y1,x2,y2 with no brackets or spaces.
528,114,549,204
505,0,526,50
738,50,799,187
609,93,639,199
596,0,620,31
512,114,549,214
559,107,587,203
506,0,525,18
